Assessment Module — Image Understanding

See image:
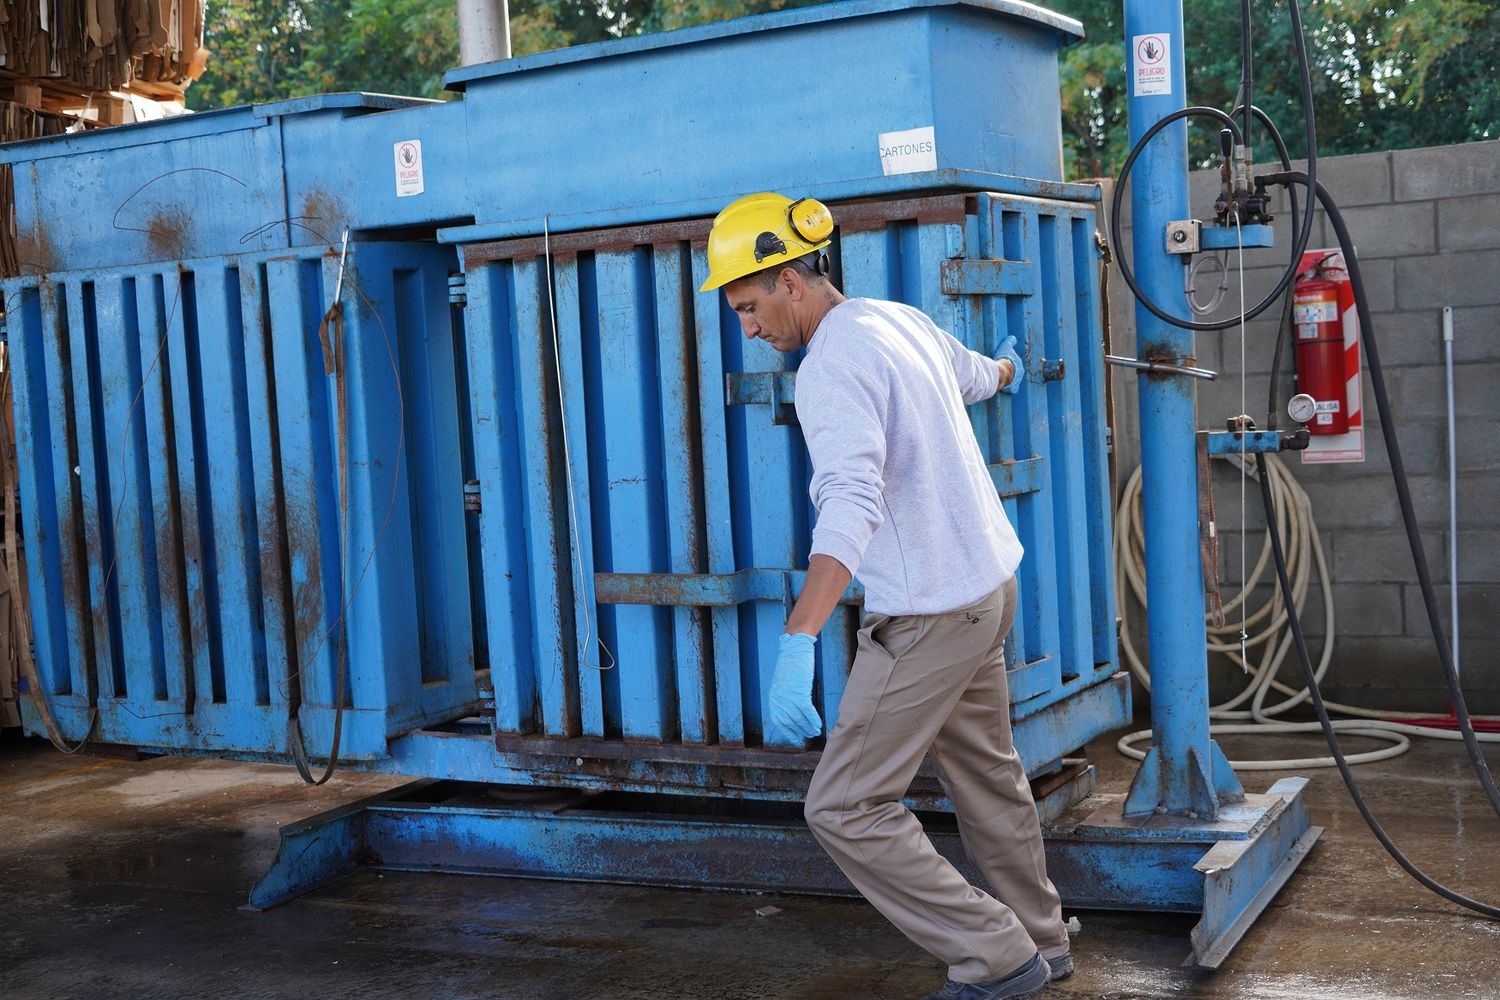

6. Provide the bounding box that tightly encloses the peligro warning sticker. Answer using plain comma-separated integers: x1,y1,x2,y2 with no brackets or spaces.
1132,34,1171,97
878,126,937,176
394,139,424,197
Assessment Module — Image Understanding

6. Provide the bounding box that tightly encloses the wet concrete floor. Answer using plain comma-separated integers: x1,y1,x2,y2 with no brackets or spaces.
3,725,1498,999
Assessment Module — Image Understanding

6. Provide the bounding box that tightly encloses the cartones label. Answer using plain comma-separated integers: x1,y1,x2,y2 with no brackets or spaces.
878,125,938,176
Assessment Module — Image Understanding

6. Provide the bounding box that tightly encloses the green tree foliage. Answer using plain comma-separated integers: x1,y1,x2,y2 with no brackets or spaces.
191,0,460,108
1053,0,1499,179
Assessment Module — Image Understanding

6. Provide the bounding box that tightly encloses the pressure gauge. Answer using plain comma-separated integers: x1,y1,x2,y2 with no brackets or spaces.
1288,393,1318,425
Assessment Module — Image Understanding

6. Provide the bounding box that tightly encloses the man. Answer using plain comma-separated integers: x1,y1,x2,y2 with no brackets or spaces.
699,192,1071,1000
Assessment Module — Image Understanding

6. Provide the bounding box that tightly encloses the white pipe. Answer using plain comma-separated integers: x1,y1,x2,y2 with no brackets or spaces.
458,0,512,66
1444,305,1458,681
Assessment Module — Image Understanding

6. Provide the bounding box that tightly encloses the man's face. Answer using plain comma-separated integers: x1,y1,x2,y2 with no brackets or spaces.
725,270,800,353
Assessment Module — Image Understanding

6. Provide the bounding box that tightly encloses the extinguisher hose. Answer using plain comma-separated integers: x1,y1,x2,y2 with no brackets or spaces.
1254,172,1500,918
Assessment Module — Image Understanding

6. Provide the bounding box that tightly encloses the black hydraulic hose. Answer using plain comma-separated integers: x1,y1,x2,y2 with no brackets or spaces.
1256,452,1500,919
1265,291,1296,431
1109,0,1317,332
1239,0,1254,147
1260,169,1500,821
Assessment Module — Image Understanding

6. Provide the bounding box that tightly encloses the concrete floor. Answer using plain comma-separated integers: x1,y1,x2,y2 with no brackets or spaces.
3,725,1498,1000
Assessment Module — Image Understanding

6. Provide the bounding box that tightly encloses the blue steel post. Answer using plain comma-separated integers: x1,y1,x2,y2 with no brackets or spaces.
1121,0,1243,818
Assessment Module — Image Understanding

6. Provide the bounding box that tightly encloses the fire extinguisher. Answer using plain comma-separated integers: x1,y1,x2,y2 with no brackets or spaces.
1292,261,1349,435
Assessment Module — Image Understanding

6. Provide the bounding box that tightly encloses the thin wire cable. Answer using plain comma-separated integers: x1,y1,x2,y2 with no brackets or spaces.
542,215,614,672
1235,207,1249,664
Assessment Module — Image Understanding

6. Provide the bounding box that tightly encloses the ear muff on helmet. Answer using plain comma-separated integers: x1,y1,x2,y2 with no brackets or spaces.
787,197,834,245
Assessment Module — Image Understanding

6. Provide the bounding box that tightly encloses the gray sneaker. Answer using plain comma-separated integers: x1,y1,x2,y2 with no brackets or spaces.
918,953,1052,1000
1042,951,1073,981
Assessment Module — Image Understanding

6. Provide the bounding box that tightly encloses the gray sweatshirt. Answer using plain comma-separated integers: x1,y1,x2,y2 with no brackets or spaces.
794,297,1023,616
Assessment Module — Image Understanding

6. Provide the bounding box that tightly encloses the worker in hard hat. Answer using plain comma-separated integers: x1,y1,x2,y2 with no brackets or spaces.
701,192,1069,1000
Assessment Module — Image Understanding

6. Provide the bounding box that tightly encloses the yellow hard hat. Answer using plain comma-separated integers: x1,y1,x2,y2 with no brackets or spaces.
699,192,834,292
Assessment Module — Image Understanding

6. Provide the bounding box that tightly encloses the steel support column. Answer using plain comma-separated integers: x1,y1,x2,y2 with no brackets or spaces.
1121,0,1244,819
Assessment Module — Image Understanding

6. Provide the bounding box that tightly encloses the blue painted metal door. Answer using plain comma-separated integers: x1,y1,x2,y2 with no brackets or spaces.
6,242,484,757
459,191,1121,769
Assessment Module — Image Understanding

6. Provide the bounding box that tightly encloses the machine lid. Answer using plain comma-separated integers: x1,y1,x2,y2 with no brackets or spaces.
443,0,1085,92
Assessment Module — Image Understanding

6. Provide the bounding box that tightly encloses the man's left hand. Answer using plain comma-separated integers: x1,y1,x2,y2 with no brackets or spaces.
768,632,823,744
997,335,1024,395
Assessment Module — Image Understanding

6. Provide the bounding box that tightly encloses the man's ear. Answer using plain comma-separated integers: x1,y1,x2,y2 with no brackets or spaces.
781,266,803,300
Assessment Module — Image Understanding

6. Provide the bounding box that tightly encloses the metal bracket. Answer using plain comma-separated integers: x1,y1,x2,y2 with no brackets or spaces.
593,568,864,608
1201,225,1275,251
1202,430,1280,456
725,371,798,425
990,458,1045,498
1165,220,1202,255
940,258,1038,297
447,273,468,306
463,479,482,514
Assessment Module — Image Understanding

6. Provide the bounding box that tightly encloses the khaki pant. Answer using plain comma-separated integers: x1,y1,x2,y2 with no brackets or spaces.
804,577,1068,984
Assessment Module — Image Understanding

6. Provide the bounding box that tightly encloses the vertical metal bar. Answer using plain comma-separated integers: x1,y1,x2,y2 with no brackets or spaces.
134,273,191,708
512,257,573,736
742,298,798,746
1443,305,1459,680
1123,0,1234,816
551,252,607,736
690,246,744,743
653,243,712,744
593,248,672,740
837,229,891,300
465,261,537,733
193,262,267,712
64,280,120,702
9,284,81,715
1040,216,1093,680
239,265,292,712
265,257,339,714
335,250,414,726
393,259,476,713
94,275,163,711
162,269,217,709
1001,206,1061,686
1074,216,1121,674
975,197,1013,472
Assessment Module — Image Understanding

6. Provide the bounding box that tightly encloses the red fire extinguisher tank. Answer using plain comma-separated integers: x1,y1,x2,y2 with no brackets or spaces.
1293,277,1349,434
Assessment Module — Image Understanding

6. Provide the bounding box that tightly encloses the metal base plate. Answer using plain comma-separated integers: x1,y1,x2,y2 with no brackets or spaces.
248,769,1320,969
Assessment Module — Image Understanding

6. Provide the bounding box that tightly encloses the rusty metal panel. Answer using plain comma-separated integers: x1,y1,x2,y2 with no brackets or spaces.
458,191,1125,773
6,243,485,756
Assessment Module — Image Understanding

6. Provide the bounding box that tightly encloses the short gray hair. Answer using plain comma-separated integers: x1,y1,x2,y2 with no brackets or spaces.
751,253,827,292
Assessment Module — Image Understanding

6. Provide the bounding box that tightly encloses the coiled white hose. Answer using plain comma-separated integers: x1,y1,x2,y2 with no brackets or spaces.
1113,453,1500,770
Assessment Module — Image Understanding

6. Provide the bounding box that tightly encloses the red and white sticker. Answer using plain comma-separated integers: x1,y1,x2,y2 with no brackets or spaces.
1132,34,1171,97
394,139,425,198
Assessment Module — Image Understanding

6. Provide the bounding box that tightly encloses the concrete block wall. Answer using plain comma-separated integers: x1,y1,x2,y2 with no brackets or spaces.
1103,139,1500,714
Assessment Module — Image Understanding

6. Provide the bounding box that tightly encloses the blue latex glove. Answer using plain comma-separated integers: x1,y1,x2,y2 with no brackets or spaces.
768,632,823,743
997,335,1025,395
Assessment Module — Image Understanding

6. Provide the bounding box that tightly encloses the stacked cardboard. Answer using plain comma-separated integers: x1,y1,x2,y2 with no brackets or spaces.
0,0,206,94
